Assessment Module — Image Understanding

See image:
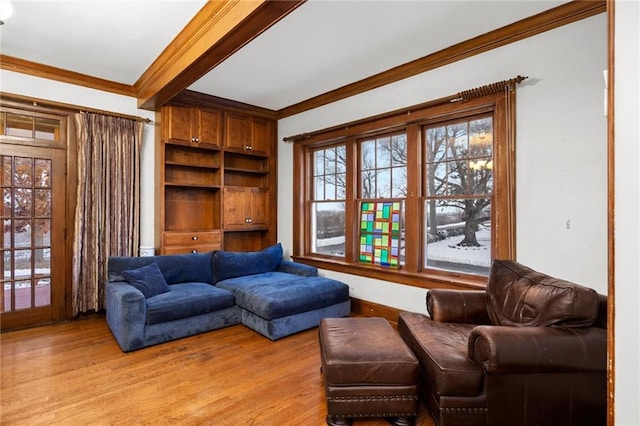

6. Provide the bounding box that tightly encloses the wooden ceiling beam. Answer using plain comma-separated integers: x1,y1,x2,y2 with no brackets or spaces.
135,0,305,110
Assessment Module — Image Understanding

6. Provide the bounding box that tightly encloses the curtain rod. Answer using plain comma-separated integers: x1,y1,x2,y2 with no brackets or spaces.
78,110,152,124
0,91,153,123
283,75,528,143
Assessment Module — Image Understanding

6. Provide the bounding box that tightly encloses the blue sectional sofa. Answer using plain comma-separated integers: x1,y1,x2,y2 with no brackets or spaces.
106,243,351,352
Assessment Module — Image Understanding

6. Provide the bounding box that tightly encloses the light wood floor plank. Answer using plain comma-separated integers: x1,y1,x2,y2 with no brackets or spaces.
1,316,435,425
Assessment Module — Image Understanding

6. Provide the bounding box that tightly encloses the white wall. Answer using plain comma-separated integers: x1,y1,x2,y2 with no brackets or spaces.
0,71,156,253
278,14,608,314
614,1,640,424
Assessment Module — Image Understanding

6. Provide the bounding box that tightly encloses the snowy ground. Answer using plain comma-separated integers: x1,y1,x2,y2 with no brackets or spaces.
426,227,491,268
314,226,491,271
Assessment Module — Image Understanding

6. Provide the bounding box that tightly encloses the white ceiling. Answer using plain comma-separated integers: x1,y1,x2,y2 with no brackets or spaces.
0,0,566,111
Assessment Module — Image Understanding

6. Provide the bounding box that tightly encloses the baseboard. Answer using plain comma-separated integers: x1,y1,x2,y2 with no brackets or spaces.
350,298,403,324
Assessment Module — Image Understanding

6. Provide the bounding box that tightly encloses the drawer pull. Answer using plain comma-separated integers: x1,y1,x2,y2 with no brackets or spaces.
192,236,198,241
191,250,198,253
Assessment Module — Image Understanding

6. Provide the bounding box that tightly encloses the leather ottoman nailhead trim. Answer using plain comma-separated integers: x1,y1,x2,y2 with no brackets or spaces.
441,407,488,414
328,395,417,402
332,413,415,418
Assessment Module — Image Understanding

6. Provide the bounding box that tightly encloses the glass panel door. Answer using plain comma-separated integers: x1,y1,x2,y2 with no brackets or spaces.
1,112,66,329
2,155,53,311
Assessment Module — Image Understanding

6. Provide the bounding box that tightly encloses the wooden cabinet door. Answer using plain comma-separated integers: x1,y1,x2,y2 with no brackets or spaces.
196,108,222,149
224,113,249,153
166,106,221,148
165,106,193,145
222,187,248,228
248,188,269,226
249,118,271,156
222,187,269,228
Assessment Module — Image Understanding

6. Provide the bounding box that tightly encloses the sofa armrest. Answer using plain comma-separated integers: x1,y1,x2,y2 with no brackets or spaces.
468,325,607,374
105,281,147,352
427,289,491,324
277,260,318,277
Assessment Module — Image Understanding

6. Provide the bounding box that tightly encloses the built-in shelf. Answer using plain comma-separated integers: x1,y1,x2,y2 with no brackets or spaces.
157,103,276,255
166,161,220,170
164,182,222,189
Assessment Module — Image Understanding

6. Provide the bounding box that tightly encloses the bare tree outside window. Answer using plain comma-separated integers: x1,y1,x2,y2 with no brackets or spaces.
360,134,407,199
424,116,493,275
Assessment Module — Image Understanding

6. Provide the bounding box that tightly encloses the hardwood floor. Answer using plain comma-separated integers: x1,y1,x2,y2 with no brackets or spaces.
1,316,435,425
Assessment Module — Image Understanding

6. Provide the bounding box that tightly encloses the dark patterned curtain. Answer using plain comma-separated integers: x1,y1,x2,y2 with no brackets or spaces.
72,112,144,314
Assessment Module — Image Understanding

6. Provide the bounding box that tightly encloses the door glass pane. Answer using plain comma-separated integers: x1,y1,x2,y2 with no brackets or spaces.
34,248,51,307
34,248,50,275
14,220,31,248
35,118,60,141
34,219,50,246
14,249,32,279
35,159,51,187
5,114,33,138
35,189,51,217
35,277,51,307
14,189,32,217
14,157,33,186
14,280,32,310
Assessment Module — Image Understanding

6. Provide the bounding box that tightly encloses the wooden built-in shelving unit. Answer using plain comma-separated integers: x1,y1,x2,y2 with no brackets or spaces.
155,92,277,254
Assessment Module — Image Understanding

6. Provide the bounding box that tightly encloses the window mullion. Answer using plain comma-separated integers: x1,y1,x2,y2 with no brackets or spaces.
343,138,357,263
404,123,421,273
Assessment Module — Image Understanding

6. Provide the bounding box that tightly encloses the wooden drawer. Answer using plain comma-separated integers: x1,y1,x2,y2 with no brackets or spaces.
163,230,222,246
161,244,221,255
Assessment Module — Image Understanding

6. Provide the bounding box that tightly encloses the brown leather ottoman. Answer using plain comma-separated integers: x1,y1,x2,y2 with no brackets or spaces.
319,317,419,426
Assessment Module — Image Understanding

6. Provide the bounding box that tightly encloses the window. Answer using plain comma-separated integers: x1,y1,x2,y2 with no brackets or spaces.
292,89,515,289
358,133,407,266
424,115,493,276
360,133,407,199
311,145,346,257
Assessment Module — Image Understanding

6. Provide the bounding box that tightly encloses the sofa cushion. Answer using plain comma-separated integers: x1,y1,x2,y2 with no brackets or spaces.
216,272,350,320
122,262,171,299
109,252,214,285
212,243,282,284
146,282,235,325
486,259,599,327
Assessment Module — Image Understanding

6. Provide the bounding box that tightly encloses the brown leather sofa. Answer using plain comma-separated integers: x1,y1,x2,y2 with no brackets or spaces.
398,260,607,426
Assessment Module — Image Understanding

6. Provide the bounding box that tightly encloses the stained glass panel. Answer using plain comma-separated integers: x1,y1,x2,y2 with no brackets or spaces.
359,201,402,268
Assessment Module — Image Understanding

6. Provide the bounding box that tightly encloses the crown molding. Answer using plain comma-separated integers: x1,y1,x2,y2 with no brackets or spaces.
0,54,136,97
276,0,606,119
